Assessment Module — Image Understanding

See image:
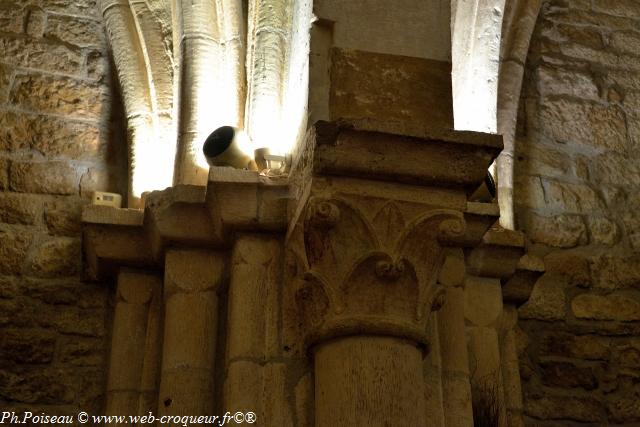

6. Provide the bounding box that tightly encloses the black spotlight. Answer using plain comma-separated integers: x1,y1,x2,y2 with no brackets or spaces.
485,171,497,198
203,126,253,169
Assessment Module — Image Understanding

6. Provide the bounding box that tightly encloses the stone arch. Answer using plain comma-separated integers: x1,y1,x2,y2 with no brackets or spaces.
496,0,542,230
451,0,542,230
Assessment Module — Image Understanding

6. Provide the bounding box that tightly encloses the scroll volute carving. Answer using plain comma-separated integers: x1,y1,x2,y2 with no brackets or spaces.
292,197,466,349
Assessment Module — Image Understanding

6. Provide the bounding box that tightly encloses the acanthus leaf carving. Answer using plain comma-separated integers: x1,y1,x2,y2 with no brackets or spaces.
397,210,466,320
372,201,406,251
291,197,466,350
303,197,378,287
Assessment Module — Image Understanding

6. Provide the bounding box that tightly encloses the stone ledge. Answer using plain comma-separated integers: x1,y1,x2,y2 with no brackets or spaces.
312,121,503,194
82,205,144,226
82,177,289,280
466,227,526,280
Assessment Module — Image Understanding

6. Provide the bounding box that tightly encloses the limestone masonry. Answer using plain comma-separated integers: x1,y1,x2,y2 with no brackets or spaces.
0,0,640,426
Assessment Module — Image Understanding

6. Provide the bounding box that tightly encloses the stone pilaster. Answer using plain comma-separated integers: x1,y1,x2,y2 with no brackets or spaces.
223,234,293,427
464,228,526,427
106,270,162,423
158,249,225,423
437,250,474,427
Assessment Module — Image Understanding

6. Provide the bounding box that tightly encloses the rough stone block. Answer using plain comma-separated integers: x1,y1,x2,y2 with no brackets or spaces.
516,143,571,179
538,99,628,152
545,252,591,287
79,167,113,196
44,196,86,236
0,63,11,103
526,213,587,248
0,226,33,274
524,395,603,423
58,336,105,367
19,278,106,309
540,361,598,390
0,298,32,328
0,275,18,299
519,275,566,321
593,0,640,18
45,14,103,47
0,35,84,75
614,340,640,369
572,293,640,321
541,180,604,213
329,48,453,132
607,397,640,424
536,66,599,100
42,0,99,16
609,69,640,91
37,304,105,337
540,332,610,360
0,368,76,404
26,8,46,37
0,111,103,159
0,328,56,364
587,217,619,246
0,193,42,225
590,254,640,290
594,153,640,186
10,74,105,120
560,41,640,69
10,161,82,195
545,8,638,32
0,3,26,34
30,237,81,277
540,22,604,51
0,158,8,190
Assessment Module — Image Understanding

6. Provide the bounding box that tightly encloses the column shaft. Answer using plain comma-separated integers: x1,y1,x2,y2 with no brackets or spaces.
106,271,162,423
224,234,292,427
314,336,426,427
438,286,474,427
158,250,224,422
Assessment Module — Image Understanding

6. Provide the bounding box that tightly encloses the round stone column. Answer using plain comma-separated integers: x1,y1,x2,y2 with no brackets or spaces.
314,336,425,427
290,198,465,427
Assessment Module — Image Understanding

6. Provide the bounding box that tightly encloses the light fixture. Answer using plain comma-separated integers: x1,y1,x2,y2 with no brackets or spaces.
254,148,287,172
203,126,255,169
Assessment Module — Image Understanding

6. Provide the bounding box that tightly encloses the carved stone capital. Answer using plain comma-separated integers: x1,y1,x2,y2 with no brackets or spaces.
289,196,466,351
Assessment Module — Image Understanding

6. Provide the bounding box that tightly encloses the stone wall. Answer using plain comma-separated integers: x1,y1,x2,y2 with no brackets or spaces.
515,0,640,424
0,0,123,417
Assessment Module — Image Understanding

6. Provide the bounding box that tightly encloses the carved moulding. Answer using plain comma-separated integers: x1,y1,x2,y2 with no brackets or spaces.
290,196,466,353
